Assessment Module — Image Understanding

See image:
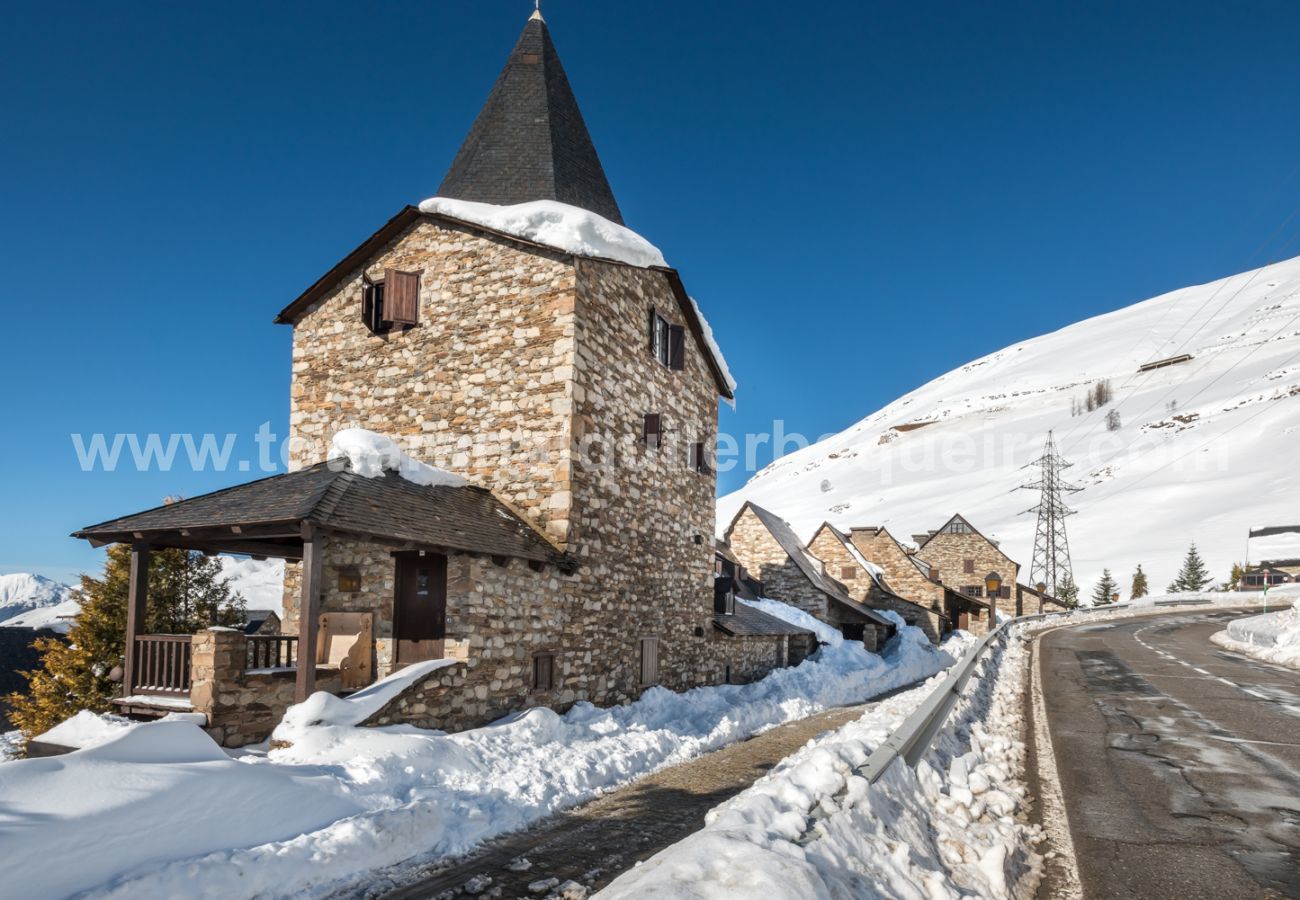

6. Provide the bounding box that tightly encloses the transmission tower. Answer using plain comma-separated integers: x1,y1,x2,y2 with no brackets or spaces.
1021,431,1082,598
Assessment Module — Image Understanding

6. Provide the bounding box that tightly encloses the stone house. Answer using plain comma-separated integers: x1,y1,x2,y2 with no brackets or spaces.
73,12,799,747
723,503,895,651
913,514,1020,621
848,525,993,635
807,523,946,643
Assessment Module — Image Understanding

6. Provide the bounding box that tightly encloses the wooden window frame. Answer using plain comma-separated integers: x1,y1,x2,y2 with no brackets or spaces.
688,441,710,475
532,651,556,693
362,279,390,334
643,413,663,449
648,308,685,371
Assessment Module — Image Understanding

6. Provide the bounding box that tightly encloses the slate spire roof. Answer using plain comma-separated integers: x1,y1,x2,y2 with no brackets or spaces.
437,10,625,224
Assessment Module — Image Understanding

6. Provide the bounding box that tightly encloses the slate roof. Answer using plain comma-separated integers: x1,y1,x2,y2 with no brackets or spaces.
73,462,567,567
437,11,624,224
814,523,947,623
712,603,815,638
735,504,893,629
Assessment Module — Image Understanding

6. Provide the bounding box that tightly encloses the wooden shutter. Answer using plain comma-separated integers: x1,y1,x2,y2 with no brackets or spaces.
668,325,685,370
640,637,659,686
689,442,708,474
385,269,420,325
533,653,554,691
648,307,658,352
643,413,662,448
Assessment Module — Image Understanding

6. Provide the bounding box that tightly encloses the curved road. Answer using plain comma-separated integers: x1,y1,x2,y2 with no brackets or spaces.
1039,609,1300,899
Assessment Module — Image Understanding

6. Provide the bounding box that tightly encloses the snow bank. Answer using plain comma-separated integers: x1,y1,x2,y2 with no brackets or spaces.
1211,598,1300,670
328,428,467,487
1124,585,1300,608
71,616,958,899
0,731,20,762
277,658,458,731
598,626,1040,899
419,197,667,269
32,709,207,751
0,721,361,900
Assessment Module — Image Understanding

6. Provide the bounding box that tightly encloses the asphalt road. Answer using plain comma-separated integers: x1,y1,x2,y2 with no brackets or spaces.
1039,610,1300,899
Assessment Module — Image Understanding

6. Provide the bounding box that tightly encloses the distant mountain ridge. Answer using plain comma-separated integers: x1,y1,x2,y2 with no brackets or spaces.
720,255,1300,594
0,574,75,630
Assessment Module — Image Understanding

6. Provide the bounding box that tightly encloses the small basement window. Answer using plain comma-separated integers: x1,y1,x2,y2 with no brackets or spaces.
840,566,856,580
532,652,556,692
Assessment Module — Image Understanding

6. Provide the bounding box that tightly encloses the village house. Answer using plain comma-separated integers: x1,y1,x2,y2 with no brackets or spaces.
722,503,896,651
847,525,994,635
807,523,947,643
914,514,1020,622
72,11,804,747
1242,525,1300,591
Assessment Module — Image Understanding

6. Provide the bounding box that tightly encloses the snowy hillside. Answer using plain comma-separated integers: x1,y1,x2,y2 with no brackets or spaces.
0,574,74,630
720,255,1300,594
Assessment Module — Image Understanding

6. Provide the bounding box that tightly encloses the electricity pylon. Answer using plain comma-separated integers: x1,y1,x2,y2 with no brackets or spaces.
1021,431,1082,598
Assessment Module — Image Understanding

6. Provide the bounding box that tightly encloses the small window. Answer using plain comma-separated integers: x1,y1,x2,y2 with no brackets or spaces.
714,576,736,615
639,637,659,686
688,441,710,474
840,566,856,580
648,308,685,371
337,567,361,593
362,280,389,333
963,559,975,574
643,413,662,449
964,585,984,597
532,652,555,692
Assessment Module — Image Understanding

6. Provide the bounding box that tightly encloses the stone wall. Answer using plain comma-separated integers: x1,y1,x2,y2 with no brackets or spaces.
191,628,341,747
285,219,577,546
915,527,1020,619
848,527,947,614
725,507,829,618
566,259,721,698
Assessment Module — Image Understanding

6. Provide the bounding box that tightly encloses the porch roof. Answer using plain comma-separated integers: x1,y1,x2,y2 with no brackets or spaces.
73,461,568,567
713,603,816,639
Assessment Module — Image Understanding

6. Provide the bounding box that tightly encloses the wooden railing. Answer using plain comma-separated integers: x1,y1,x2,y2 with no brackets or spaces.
131,635,193,696
246,635,300,671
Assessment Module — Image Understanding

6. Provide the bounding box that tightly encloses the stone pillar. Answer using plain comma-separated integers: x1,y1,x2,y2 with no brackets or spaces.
190,628,247,741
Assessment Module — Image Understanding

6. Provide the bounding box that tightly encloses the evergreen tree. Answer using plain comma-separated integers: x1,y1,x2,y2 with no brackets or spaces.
1057,575,1080,608
5,544,243,740
1130,564,1149,599
1166,543,1212,593
1222,562,1245,592
1092,569,1118,605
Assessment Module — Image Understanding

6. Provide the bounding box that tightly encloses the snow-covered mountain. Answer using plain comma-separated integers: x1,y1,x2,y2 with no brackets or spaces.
0,574,77,631
720,256,1300,596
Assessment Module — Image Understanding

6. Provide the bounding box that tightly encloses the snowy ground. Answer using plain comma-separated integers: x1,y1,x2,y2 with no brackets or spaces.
1211,597,1300,670
598,623,1043,899
0,608,960,900
0,731,20,762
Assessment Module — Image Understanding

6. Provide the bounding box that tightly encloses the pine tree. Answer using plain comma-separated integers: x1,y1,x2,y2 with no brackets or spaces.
1092,569,1118,605
1057,574,1080,608
5,544,244,741
1130,564,1149,599
1222,562,1244,592
1166,543,1212,594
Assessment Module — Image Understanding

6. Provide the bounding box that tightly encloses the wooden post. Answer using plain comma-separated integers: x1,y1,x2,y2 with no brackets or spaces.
295,527,323,702
122,543,151,697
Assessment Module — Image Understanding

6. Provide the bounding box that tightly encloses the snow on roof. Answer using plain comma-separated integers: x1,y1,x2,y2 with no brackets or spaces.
418,197,666,269
688,295,737,396
328,429,467,488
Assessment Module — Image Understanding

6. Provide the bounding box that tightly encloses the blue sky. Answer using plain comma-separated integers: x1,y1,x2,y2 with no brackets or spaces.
3,1,1300,584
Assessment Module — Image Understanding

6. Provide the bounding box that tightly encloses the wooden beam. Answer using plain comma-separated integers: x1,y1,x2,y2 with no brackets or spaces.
295,526,323,703
122,543,151,697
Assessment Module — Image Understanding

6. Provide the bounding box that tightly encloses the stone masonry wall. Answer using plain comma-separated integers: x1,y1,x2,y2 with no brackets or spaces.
725,507,829,619
286,219,577,546
848,527,947,615
915,528,1021,619
565,259,722,698
807,526,917,644
191,628,341,747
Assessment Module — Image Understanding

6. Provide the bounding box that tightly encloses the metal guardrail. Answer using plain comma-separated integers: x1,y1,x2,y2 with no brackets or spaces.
856,613,1052,785
853,595,1227,786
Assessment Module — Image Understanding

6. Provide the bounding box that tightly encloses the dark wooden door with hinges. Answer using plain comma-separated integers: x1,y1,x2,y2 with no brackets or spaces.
394,552,447,666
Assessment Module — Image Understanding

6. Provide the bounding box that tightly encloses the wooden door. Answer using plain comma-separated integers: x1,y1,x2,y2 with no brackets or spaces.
394,553,447,666
958,612,970,631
